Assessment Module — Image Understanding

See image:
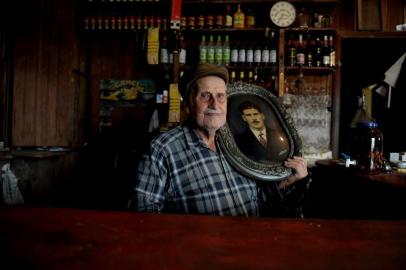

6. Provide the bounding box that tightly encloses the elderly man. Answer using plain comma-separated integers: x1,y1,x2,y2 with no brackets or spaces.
131,63,307,216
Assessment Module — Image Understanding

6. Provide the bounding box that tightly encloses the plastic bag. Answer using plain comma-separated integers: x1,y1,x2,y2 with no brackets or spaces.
1,163,24,204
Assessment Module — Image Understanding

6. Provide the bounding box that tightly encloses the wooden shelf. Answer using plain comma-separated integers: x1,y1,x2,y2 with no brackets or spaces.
338,31,406,39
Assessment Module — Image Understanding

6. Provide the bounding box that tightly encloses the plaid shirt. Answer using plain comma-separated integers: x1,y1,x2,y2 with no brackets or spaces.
133,122,284,216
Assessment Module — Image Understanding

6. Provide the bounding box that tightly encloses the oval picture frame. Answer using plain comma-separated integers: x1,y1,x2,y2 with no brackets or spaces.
218,82,302,181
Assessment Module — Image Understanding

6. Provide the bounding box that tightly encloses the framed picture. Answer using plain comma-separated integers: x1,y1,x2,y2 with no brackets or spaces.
218,82,302,181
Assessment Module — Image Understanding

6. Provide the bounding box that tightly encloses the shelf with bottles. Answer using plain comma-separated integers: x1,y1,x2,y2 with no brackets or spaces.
76,0,171,36
181,0,337,29
284,31,336,70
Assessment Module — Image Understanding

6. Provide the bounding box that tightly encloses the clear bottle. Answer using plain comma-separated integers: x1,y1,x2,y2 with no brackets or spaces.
353,121,384,174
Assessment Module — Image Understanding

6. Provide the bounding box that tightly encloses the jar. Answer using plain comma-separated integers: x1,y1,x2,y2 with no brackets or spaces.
353,121,384,174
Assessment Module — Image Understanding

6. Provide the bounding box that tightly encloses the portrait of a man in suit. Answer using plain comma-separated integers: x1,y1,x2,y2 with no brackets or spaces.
235,101,290,162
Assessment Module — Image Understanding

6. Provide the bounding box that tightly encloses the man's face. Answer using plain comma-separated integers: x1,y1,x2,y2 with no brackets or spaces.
242,108,266,131
191,76,227,132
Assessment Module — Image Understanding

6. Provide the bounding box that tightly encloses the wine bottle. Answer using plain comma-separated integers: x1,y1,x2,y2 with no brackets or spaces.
199,35,207,63
230,40,239,66
214,35,223,65
269,31,277,66
207,35,215,64
222,35,231,66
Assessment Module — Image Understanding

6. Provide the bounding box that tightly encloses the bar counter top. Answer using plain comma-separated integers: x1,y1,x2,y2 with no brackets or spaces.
1,206,406,269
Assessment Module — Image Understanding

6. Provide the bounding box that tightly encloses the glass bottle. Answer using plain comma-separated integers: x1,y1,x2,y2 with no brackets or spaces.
222,35,231,66
245,8,255,28
233,4,245,29
287,34,296,67
230,40,239,67
296,34,305,66
207,35,215,64
353,121,384,174
225,4,233,28
329,35,336,67
179,33,187,65
214,35,223,65
199,35,207,63
269,31,277,66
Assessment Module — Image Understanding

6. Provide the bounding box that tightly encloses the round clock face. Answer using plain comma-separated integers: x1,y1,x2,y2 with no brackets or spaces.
270,1,296,27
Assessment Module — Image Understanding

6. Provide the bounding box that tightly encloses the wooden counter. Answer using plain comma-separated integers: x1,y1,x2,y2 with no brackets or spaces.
1,206,406,269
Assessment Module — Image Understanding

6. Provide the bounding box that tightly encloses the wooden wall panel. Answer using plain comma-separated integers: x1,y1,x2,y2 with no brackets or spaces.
381,0,405,31
12,0,79,147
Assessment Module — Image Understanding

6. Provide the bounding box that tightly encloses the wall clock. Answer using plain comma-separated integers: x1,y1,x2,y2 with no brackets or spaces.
270,1,296,28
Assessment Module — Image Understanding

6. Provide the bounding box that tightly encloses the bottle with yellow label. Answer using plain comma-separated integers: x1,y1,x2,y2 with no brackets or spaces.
233,4,245,29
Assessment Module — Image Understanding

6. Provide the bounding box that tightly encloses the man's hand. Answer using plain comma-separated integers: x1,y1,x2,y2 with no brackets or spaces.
278,156,308,189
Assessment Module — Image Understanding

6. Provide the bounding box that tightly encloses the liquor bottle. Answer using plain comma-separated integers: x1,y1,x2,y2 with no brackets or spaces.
305,33,313,67
222,35,231,66
199,35,207,63
329,35,336,67
287,34,296,67
233,4,245,29
179,33,187,65
197,15,205,29
254,43,262,66
247,70,254,83
230,40,239,66
160,32,169,65
261,29,270,66
214,35,223,65
269,31,277,66
314,37,322,67
322,35,330,67
207,35,215,64
215,15,224,29
353,121,384,174
238,42,246,66
245,8,255,28
246,43,254,66
225,4,233,28
206,15,214,29
239,70,245,82
230,70,237,83
296,34,305,66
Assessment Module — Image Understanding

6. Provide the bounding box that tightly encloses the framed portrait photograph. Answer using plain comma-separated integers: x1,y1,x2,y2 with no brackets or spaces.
218,82,302,181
